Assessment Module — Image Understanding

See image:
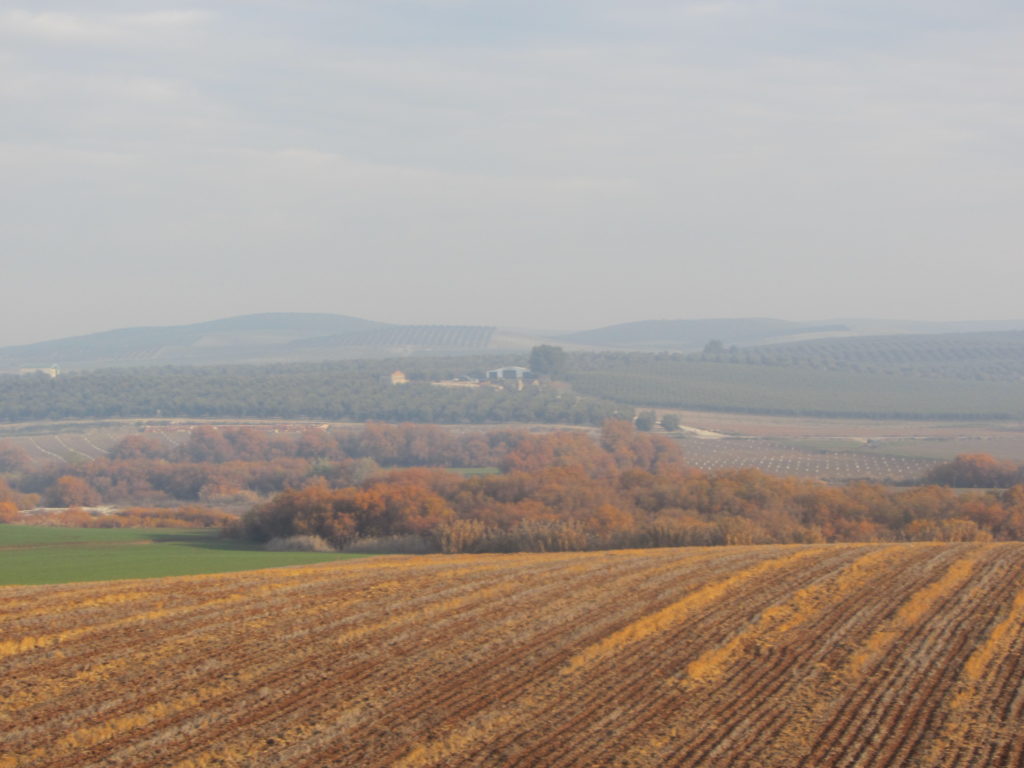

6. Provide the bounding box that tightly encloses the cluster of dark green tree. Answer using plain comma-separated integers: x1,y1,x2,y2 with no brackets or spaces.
0,358,627,425
233,422,1024,552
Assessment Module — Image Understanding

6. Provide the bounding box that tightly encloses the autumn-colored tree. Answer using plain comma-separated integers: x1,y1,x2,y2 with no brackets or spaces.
296,428,340,460
600,419,684,472
11,423,1024,547
179,427,235,463
587,503,636,539
351,423,405,465
0,501,19,523
717,516,772,545
53,506,95,526
222,428,274,461
243,480,357,547
109,435,168,461
925,454,1021,488
44,476,102,507
0,477,40,510
315,457,381,488
893,485,960,521
500,432,616,476
435,518,488,553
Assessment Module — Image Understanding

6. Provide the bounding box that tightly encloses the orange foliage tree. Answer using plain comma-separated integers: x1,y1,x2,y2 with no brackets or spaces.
925,454,1022,488
43,476,102,507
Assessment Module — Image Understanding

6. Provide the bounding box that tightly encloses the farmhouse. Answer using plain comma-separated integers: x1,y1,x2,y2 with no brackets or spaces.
485,366,534,381
19,366,59,378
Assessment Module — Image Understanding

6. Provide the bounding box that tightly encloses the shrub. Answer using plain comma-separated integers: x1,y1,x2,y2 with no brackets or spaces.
660,413,682,431
265,534,336,552
634,411,657,431
0,501,19,523
342,535,435,555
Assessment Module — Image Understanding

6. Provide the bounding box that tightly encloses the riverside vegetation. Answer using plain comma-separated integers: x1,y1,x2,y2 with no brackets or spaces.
6,423,1024,555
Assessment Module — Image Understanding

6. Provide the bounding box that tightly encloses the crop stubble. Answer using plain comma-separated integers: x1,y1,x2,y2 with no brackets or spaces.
2,543,1024,767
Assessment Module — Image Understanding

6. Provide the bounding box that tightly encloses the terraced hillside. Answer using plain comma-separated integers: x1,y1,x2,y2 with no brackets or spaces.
568,356,1024,418
739,330,1024,381
3,544,1024,767
292,324,496,351
0,314,499,370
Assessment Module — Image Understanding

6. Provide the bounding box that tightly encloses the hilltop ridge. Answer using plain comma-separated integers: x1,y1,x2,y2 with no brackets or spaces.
4,313,1024,371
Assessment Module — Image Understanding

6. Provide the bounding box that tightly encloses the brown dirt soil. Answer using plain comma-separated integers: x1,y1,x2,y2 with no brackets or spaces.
2,544,1024,767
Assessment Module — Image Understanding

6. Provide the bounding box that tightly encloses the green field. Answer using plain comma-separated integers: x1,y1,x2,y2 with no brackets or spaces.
0,525,369,585
568,359,1024,419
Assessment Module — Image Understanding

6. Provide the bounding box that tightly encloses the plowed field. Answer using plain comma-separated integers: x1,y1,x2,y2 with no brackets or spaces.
680,438,940,481
3,543,1024,767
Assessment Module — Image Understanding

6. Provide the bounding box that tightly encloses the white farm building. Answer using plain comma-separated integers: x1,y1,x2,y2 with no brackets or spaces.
485,366,535,381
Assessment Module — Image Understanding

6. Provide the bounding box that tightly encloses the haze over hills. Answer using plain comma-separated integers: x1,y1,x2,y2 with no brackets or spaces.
557,319,851,350
0,314,504,370
4,313,1024,371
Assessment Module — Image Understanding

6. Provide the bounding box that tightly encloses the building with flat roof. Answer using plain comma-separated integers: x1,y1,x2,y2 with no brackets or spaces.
485,366,534,381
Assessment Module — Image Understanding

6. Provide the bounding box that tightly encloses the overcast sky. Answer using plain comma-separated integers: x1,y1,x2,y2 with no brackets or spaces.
2,1,1022,346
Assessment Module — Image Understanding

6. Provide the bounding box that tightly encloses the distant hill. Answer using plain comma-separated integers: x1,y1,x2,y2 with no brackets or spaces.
6,313,1024,372
826,319,1024,336
292,325,496,352
738,329,1024,382
565,327,1024,418
0,314,498,370
558,319,850,350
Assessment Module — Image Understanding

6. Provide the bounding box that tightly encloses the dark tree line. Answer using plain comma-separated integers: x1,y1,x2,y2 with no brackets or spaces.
0,360,627,425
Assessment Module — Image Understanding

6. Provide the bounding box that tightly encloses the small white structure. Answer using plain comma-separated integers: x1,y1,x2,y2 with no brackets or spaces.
19,366,59,378
485,366,534,381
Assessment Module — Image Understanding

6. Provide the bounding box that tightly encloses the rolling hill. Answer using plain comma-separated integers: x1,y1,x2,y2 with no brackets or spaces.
0,314,500,370
558,318,850,349
5,313,1024,373
734,330,1024,381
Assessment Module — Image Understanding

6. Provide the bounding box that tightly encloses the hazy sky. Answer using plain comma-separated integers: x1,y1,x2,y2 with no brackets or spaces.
2,1,1022,346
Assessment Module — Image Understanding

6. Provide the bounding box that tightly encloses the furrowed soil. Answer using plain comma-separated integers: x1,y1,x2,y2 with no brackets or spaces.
2,543,1024,767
